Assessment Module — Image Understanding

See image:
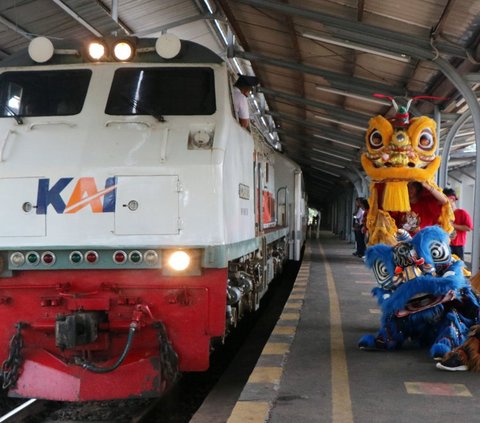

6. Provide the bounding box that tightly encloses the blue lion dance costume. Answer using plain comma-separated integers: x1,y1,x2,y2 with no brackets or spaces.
358,226,480,359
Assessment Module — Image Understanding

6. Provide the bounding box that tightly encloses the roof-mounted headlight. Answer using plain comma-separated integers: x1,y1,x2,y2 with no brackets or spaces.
28,37,55,63
113,40,135,61
87,40,108,61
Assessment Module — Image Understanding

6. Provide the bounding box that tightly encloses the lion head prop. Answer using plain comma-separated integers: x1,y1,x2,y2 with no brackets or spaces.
361,97,453,245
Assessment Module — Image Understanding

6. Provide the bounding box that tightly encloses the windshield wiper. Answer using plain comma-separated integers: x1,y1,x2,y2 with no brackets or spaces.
1,104,23,125
120,95,165,122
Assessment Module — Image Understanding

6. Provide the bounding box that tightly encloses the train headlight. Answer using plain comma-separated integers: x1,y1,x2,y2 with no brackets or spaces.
113,41,135,61
161,249,201,276
167,251,191,271
87,40,107,61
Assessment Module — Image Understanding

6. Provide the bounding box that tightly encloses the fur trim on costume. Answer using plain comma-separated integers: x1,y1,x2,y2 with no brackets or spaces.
359,227,479,359
440,325,480,372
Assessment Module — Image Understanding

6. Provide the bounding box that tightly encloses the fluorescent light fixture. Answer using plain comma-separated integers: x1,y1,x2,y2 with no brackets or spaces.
311,148,352,161
313,134,361,149
315,86,391,106
311,165,341,177
311,157,345,168
302,32,411,63
314,114,365,131
456,130,475,137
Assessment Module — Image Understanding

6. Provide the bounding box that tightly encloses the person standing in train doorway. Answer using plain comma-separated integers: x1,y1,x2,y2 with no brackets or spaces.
233,75,258,129
443,187,473,261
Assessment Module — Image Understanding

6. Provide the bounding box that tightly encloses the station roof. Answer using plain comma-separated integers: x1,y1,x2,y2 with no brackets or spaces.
0,0,478,208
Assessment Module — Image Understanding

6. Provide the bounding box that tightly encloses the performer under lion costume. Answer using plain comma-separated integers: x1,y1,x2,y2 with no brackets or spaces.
361,97,454,245
358,226,479,359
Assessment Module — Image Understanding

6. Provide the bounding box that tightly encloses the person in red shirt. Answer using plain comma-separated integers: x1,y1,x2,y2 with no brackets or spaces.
443,188,473,261
393,181,448,235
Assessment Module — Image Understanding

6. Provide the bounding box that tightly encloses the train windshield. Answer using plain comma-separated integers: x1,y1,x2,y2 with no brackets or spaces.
105,67,216,116
0,70,91,117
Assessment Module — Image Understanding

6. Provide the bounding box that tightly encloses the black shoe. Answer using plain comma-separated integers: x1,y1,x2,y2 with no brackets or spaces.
352,252,359,256
436,353,468,371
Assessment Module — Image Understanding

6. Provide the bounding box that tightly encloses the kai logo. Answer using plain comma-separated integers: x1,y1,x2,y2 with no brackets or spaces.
36,177,117,215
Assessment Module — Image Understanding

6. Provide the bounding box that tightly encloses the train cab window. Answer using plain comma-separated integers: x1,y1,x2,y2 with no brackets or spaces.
0,70,91,118
105,67,216,116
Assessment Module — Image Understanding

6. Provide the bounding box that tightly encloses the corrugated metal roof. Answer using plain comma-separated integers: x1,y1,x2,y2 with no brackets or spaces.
0,0,477,207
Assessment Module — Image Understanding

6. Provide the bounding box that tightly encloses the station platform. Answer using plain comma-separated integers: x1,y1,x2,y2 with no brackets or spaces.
227,231,480,423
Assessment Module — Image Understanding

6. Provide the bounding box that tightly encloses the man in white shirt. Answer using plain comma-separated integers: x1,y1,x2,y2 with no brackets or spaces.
233,75,258,128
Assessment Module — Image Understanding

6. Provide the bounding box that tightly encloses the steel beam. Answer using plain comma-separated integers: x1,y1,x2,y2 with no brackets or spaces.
234,0,466,60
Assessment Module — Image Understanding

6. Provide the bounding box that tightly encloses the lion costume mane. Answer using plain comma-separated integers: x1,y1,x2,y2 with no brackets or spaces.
358,226,479,359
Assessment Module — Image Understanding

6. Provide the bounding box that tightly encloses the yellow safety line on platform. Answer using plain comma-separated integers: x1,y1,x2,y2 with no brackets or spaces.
227,247,312,423
227,401,270,423
319,244,354,423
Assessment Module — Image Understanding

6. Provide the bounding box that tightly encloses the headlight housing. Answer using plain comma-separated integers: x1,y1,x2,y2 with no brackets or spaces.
163,249,201,276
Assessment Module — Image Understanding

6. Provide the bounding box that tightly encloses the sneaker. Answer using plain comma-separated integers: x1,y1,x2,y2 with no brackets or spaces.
436,353,468,371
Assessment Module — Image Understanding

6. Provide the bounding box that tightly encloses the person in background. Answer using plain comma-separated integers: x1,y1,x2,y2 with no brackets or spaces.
401,181,448,235
360,197,370,247
443,188,473,261
353,197,366,257
233,75,258,129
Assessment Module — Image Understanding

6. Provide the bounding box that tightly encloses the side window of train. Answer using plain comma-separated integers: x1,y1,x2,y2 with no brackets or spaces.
105,67,216,116
0,70,91,118
0,81,22,116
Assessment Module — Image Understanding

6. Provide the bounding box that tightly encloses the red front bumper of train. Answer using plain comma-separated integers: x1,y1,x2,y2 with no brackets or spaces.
12,349,165,401
0,268,227,401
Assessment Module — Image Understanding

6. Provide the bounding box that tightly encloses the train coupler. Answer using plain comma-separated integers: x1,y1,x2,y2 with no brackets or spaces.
55,312,102,350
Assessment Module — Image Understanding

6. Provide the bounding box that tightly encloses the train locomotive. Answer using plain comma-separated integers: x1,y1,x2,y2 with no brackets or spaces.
0,35,307,401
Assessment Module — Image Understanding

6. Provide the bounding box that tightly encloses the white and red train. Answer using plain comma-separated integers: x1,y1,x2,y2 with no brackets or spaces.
0,35,306,401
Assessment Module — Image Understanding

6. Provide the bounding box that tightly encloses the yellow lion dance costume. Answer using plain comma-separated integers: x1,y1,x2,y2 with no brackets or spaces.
361,98,454,246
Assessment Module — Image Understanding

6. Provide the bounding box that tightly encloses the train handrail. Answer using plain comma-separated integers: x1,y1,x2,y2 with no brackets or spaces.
276,186,288,227
0,129,14,162
105,120,152,128
28,121,76,130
